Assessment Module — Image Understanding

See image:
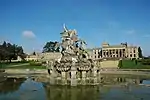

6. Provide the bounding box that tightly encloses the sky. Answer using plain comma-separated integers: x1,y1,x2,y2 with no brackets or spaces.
0,0,150,56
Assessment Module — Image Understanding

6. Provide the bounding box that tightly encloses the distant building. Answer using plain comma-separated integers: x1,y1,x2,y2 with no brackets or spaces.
25,42,141,62
25,54,38,61
38,52,61,61
87,42,140,60
25,52,61,61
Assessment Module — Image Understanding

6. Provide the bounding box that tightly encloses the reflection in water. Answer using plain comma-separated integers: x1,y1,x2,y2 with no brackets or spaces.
0,78,25,93
0,75,150,100
0,78,47,100
44,85,100,100
100,75,144,85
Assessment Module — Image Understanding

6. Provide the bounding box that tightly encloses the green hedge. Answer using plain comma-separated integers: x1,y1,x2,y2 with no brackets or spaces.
137,59,150,65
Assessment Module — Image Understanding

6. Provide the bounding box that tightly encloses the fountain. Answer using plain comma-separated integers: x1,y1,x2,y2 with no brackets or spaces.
47,24,100,86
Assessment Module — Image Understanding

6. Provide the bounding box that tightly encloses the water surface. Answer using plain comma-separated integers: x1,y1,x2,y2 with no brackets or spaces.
0,75,150,100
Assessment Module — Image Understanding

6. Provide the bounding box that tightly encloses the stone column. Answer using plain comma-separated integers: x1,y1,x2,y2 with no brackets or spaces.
108,50,110,58
93,62,98,85
71,67,77,86
71,59,77,86
61,72,67,85
118,49,120,58
62,72,66,78
122,49,124,58
81,71,86,85
48,61,55,85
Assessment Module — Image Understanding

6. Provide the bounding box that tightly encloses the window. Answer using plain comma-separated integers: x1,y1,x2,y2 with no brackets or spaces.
116,50,118,54
106,52,108,55
130,54,132,57
134,54,136,57
104,52,105,55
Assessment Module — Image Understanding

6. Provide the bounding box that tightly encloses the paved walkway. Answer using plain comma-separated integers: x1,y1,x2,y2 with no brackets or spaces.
6,63,29,67
3,69,150,77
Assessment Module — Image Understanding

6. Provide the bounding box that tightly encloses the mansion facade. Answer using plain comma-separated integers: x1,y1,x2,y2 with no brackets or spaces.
87,42,140,60
25,42,141,61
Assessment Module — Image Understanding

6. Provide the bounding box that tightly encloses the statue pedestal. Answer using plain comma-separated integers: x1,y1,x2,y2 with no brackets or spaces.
61,72,67,85
71,66,77,86
93,66,98,85
49,74,55,85
82,71,86,85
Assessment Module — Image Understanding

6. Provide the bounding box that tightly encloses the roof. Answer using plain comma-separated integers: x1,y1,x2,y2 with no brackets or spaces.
127,45,137,48
93,47,102,50
102,45,126,48
86,47,102,51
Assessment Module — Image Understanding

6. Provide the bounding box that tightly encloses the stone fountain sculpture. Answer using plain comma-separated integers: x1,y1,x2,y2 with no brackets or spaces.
48,24,100,86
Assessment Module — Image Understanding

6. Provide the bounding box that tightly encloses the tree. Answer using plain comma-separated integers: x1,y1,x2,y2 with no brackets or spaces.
2,41,7,48
0,41,26,62
16,46,26,60
0,41,8,61
43,41,60,53
0,45,3,61
138,47,143,58
32,51,36,55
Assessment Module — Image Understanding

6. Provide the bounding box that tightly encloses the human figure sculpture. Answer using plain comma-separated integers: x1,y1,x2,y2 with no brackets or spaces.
54,24,92,71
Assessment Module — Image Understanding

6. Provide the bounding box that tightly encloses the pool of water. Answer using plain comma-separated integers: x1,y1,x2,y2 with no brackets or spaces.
0,75,150,100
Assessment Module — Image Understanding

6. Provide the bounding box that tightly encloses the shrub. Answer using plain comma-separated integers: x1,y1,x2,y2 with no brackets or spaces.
42,61,47,64
139,59,150,65
134,60,138,65
118,60,123,68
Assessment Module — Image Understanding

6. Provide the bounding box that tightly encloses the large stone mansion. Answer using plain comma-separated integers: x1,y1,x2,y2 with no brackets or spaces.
88,42,140,60
25,42,141,61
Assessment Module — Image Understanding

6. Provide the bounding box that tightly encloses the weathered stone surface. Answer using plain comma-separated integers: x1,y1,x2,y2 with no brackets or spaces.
46,25,99,86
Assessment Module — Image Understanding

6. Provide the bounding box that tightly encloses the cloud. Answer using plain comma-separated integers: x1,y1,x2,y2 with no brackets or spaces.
22,31,36,39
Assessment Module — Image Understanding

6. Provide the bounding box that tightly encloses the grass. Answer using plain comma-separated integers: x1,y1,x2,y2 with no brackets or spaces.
0,61,46,69
0,61,29,67
119,59,150,69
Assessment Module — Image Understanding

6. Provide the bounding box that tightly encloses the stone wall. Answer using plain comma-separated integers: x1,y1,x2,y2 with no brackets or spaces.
38,52,62,61
100,60,119,69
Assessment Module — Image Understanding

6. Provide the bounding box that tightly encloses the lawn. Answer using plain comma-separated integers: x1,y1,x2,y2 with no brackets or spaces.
118,59,150,69
0,62,46,69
